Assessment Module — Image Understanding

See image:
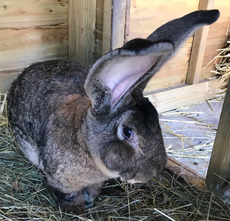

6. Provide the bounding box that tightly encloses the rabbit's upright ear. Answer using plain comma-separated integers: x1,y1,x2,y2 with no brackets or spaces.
84,10,220,115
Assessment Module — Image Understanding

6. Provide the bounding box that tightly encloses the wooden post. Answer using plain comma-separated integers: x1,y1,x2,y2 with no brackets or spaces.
102,0,112,55
206,82,230,194
111,0,128,49
186,0,215,85
69,0,96,65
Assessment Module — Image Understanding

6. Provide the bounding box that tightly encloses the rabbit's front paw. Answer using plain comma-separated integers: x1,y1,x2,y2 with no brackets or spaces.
83,182,104,203
51,188,86,214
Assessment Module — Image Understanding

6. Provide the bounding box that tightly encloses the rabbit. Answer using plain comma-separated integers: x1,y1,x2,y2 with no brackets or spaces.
7,10,220,214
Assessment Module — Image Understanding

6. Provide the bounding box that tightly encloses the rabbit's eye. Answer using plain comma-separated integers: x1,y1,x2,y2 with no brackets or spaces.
122,127,134,141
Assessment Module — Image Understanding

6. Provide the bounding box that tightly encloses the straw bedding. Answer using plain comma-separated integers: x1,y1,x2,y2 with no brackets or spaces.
1,92,230,220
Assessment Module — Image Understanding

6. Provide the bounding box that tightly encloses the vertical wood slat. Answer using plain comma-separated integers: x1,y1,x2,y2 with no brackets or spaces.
111,0,128,50
102,0,112,55
69,0,96,65
205,82,230,194
186,0,215,85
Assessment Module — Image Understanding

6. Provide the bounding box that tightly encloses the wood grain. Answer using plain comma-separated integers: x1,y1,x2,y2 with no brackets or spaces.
0,0,68,93
144,39,192,92
102,0,112,55
69,0,96,65
166,156,205,191
144,74,185,93
0,0,67,28
95,0,104,61
206,82,230,194
0,26,68,71
201,0,230,80
112,0,128,49
186,0,215,85
129,0,199,91
145,79,221,113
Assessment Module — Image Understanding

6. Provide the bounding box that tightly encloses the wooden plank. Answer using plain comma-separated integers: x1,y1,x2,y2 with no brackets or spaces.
0,0,67,28
95,0,104,61
166,156,205,191
102,0,112,55
0,26,68,71
144,74,185,93
111,0,127,49
129,0,199,91
0,0,68,89
205,82,230,194
129,0,199,40
186,0,215,85
145,79,221,113
201,0,230,80
144,39,193,92
68,0,96,65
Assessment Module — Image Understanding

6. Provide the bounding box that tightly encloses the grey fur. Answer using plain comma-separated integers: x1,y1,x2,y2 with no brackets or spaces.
7,10,219,213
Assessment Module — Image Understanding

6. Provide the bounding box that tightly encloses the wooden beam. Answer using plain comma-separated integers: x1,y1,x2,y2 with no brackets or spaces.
166,156,205,191
205,82,230,195
186,0,215,85
111,0,127,49
145,79,221,113
69,0,96,65
102,0,112,55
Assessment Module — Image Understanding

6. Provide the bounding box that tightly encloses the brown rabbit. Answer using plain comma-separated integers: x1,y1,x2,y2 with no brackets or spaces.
7,10,220,214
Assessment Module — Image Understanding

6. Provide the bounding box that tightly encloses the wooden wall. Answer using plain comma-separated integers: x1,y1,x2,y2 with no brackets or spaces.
0,0,229,95
0,0,68,92
128,0,230,93
201,0,230,80
128,0,199,92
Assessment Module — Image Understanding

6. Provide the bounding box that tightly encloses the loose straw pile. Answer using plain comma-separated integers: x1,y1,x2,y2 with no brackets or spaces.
204,37,230,89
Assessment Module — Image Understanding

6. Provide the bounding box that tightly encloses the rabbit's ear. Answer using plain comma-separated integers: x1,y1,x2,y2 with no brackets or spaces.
85,41,173,114
84,10,220,114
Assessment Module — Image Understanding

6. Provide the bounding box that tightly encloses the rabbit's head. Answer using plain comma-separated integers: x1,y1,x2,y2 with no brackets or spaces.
81,10,220,183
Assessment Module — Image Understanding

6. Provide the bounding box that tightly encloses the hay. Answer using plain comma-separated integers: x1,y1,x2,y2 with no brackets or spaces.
203,37,230,89
1,94,230,220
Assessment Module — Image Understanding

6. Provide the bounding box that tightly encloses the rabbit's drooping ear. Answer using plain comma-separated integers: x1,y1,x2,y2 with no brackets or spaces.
84,10,220,115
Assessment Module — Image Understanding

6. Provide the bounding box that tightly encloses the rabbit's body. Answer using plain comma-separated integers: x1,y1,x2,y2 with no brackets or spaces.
8,10,220,213
8,60,108,191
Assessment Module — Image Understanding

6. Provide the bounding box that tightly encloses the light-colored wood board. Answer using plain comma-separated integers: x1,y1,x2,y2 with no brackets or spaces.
0,26,68,71
143,39,192,92
206,82,230,194
95,0,104,61
112,0,127,49
69,0,96,65
166,156,205,191
0,69,22,93
129,0,199,40
145,79,221,113
129,0,199,91
144,74,186,93
102,0,112,55
200,0,230,80
186,0,215,85
0,0,67,28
